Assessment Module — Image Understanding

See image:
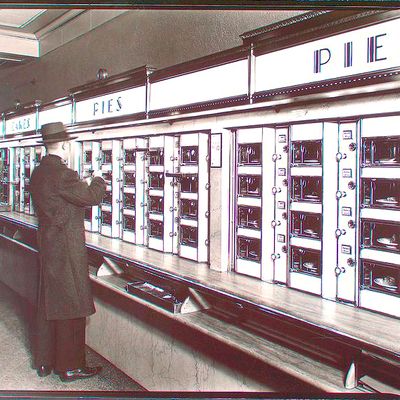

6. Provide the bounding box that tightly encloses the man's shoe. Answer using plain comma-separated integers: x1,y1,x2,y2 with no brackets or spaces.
37,365,52,377
58,366,102,382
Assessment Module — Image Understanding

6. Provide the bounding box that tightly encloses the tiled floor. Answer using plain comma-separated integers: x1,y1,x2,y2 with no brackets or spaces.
0,281,145,392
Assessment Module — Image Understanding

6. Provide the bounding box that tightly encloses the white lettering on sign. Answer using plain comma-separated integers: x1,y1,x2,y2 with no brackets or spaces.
75,86,146,123
255,18,399,92
6,114,36,135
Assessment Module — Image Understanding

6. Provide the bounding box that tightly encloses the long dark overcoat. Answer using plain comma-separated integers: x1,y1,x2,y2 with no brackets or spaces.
30,154,106,320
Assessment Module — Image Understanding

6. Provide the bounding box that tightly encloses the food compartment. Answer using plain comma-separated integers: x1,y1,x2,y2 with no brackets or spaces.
123,214,135,232
291,140,322,165
361,179,400,209
238,175,262,197
290,247,321,276
149,196,164,214
291,176,322,203
102,191,112,206
362,260,399,295
102,149,112,164
123,192,135,210
149,220,163,239
124,149,136,164
362,137,400,166
180,146,198,165
148,149,164,166
237,236,261,262
180,199,198,220
124,171,136,186
291,211,322,239
101,210,112,226
361,220,400,253
149,172,164,190
238,143,262,165
237,206,261,230
180,175,198,193
180,225,198,247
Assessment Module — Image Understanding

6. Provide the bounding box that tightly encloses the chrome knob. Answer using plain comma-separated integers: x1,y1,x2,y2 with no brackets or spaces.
271,220,281,228
348,181,356,190
348,220,355,229
348,142,357,152
347,258,356,267
271,253,281,261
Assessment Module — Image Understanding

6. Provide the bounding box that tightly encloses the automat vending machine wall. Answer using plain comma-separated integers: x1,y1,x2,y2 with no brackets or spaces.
359,116,400,318
233,123,360,303
145,133,210,262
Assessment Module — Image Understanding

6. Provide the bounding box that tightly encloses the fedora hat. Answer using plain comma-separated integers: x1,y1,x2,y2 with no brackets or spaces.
38,122,76,144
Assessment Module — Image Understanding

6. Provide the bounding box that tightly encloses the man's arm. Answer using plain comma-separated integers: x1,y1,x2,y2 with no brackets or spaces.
59,168,106,207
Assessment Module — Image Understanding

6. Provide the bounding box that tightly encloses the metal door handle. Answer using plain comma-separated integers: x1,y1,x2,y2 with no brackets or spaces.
335,228,346,237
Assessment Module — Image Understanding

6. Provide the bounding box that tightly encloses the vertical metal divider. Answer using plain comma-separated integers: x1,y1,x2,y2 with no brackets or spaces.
92,141,101,233
19,147,24,213
322,122,340,300
197,132,210,263
273,127,289,285
336,121,358,304
231,130,238,273
262,127,276,282
355,119,361,307
28,146,35,215
143,136,150,248
137,137,147,246
8,148,15,211
172,134,179,256
335,123,341,301
220,129,233,272
207,131,211,266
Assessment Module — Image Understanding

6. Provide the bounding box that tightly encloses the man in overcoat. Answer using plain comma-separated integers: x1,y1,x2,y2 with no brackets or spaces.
29,122,106,382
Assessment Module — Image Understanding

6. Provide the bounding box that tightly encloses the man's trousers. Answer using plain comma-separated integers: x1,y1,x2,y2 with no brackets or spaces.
33,292,86,372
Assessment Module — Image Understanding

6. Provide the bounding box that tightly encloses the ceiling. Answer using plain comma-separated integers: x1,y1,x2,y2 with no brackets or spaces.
0,9,81,69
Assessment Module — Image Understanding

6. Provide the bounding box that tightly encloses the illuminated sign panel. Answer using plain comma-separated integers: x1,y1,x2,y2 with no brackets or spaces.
255,18,400,92
6,113,36,135
75,86,146,123
39,104,72,127
150,60,248,110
